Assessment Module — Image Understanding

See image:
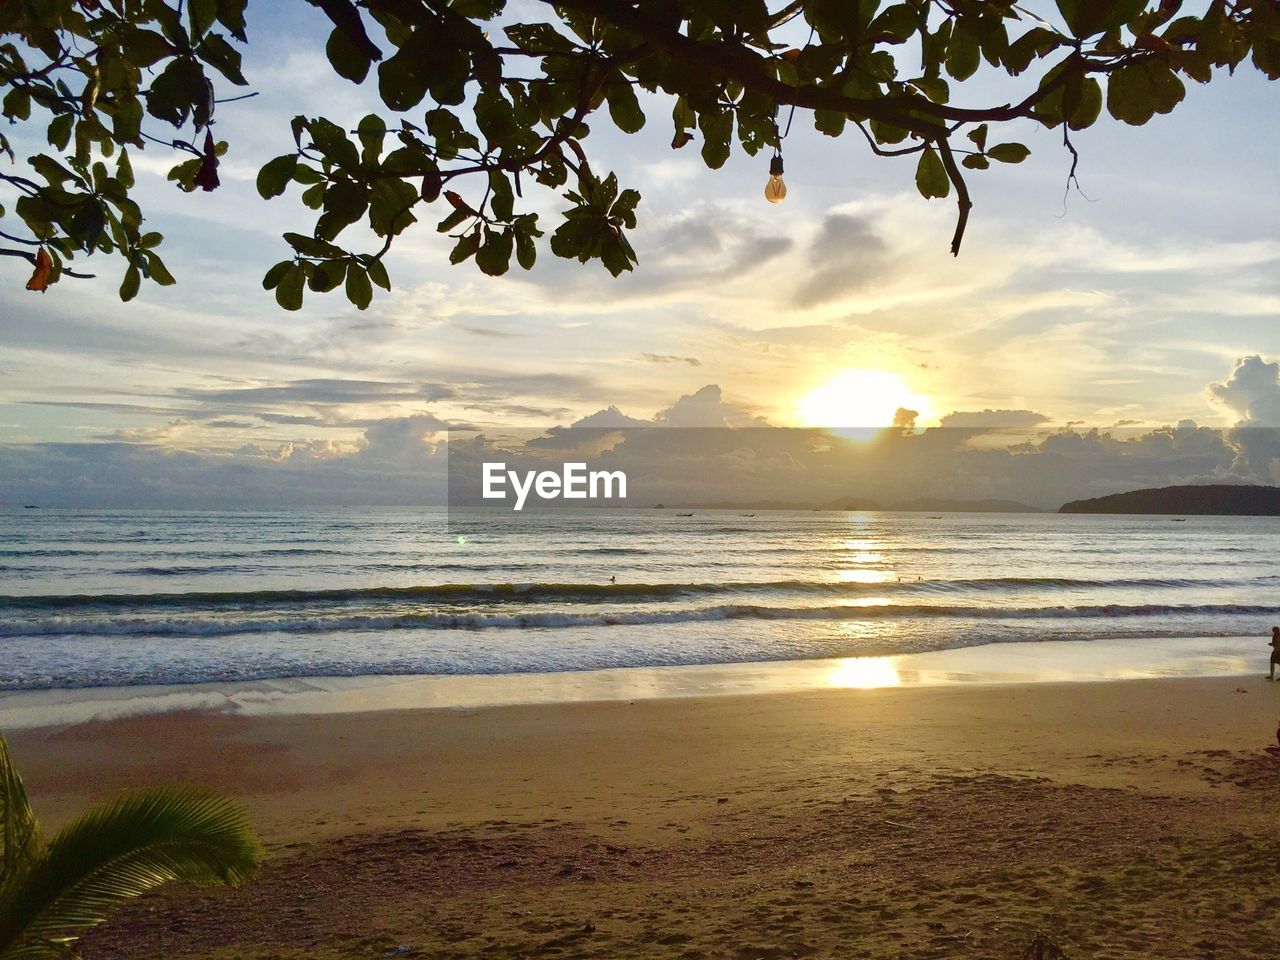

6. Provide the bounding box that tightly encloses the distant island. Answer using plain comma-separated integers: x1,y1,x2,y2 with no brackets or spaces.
1059,484,1280,515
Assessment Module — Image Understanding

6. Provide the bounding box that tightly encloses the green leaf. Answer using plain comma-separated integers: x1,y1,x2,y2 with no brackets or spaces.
449,230,481,264
145,57,205,126
367,259,391,291
475,227,514,276
144,253,177,286
357,114,387,161
327,26,373,84
0,732,41,880
4,785,260,949
117,150,135,190
1066,76,1103,130
198,32,248,85
3,88,31,121
307,260,345,293
987,142,1030,163
946,26,981,82
47,113,74,151
915,145,950,199
699,110,733,169
345,263,373,309
262,260,292,290
275,264,305,310
605,77,645,134
966,123,988,152
474,90,517,145
489,170,514,221
814,108,847,136
119,264,141,302
1056,0,1147,39
437,208,470,233
256,155,297,199
961,153,989,170
515,230,537,270
1106,62,1181,125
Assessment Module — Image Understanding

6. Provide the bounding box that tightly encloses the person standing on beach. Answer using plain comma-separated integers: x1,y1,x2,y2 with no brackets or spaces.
1269,626,1280,680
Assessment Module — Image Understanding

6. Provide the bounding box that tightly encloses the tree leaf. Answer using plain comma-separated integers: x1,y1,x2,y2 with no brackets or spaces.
256,155,297,199
946,26,981,81
345,263,373,309
275,264,305,310
475,227,513,276
119,263,141,301
327,26,373,84
915,145,950,199
987,142,1030,163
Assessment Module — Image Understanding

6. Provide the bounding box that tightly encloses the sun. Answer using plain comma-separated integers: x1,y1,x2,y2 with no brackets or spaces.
796,370,932,429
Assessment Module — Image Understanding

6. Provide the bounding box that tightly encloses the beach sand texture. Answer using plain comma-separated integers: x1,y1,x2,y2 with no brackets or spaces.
10,675,1280,959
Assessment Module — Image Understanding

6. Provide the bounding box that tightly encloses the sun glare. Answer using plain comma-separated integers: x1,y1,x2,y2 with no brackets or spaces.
796,370,931,429
827,656,903,689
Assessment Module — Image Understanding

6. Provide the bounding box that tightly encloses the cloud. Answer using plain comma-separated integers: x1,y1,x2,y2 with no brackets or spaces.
938,409,1051,429
789,214,892,309
1205,356,1280,479
569,406,651,429
2,380,1269,509
179,379,454,408
640,353,702,367
654,385,767,428
1208,355,1280,425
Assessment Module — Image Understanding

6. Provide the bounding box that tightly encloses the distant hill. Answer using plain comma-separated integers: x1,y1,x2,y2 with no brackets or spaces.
1059,484,1280,515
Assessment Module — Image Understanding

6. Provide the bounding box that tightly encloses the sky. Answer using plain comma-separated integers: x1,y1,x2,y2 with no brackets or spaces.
1,1,1278,507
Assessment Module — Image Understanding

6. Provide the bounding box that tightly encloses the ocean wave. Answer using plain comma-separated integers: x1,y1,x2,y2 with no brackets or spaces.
2,573,1275,611
121,564,258,577
2,601,1276,639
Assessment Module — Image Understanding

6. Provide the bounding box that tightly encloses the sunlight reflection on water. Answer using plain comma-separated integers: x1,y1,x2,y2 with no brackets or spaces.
827,656,902,689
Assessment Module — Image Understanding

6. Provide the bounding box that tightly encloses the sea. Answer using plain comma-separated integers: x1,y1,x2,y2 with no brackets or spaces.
1,508,1278,691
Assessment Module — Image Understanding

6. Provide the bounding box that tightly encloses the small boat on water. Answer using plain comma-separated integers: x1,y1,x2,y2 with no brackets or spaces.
740,513,756,517
677,512,694,517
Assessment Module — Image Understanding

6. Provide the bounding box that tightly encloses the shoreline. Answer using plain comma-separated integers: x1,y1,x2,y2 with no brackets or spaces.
9,671,1280,958
0,633,1265,730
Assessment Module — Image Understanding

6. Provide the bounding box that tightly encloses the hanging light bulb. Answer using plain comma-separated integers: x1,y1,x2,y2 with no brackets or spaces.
764,154,786,203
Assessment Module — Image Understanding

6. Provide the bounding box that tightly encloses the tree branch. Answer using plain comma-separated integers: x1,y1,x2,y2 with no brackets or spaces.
0,248,95,278
934,137,972,257
539,0,950,139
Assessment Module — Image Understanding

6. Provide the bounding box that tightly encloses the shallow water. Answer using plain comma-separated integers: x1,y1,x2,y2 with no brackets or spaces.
1,507,1278,689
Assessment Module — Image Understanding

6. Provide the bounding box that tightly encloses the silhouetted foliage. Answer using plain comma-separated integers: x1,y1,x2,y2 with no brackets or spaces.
2,1,1278,306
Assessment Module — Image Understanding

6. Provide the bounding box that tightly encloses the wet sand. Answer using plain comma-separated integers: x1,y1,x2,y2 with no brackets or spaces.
9,672,1280,958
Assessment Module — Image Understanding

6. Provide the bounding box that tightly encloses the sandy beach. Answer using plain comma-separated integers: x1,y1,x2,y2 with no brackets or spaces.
9,668,1280,959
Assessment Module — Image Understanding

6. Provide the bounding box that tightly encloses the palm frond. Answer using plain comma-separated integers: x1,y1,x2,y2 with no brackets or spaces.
0,734,41,885
0,787,261,955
